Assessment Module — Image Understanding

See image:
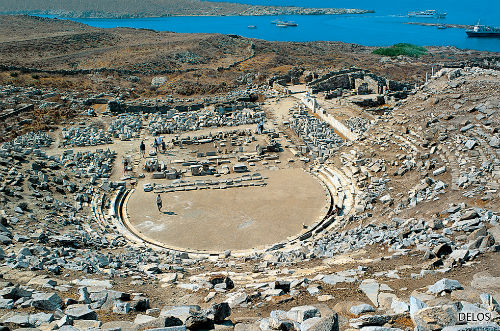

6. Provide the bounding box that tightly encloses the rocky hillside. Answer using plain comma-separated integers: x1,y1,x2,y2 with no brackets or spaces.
1,15,500,105
0,0,371,18
0,57,499,331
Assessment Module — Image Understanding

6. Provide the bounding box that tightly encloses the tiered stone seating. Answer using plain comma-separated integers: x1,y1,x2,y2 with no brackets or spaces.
314,165,359,217
436,143,461,190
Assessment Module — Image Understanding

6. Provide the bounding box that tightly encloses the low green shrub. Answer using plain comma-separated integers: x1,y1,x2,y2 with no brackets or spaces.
373,43,428,57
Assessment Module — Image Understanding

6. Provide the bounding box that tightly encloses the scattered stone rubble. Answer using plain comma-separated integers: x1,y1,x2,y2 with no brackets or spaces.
1,131,53,150
61,126,112,147
289,106,344,160
108,114,142,140
346,117,372,135
152,173,266,193
0,66,499,331
147,106,265,135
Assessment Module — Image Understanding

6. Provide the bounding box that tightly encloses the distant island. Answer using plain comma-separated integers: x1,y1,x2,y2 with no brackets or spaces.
0,0,374,18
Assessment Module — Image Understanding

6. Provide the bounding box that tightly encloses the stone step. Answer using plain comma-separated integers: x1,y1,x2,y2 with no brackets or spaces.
324,166,354,215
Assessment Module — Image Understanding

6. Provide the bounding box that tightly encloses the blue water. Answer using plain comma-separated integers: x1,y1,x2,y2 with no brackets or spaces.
44,0,500,52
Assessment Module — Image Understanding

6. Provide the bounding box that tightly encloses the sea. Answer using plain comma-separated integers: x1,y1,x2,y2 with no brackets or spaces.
42,0,500,52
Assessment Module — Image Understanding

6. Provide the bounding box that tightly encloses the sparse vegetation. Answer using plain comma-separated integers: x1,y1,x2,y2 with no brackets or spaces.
0,0,370,18
373,43,428,58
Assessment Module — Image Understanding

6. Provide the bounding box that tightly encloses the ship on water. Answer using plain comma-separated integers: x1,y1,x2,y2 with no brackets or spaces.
272,20,298,27
466,22,500,38
408,10,447,18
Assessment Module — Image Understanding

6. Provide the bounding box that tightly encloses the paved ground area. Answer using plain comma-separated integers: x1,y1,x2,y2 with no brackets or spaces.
126,168,329,251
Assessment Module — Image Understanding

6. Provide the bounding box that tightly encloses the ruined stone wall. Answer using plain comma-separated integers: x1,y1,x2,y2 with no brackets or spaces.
107,101,206,114
308,74,352,94
301,96,358,141
307,69,414,95
307,68,362,86
388,79,414,92
0,103,34,121
272,81,290,94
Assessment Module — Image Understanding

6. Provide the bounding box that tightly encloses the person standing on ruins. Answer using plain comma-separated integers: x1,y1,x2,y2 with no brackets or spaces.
140,141,146,157
156,193,163,212
156,137,162,153
154,137,160,154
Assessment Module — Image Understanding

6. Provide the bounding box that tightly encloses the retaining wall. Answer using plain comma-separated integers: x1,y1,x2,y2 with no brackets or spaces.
301,96,358,141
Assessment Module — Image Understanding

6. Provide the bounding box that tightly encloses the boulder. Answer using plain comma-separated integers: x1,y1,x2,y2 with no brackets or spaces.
391,300,409,314
184,312,214,330
160,305,201,323
287,306,320,323
433,243,453,258
489,136,500,149
0,298,14,309
300,313,338,331
113,300,131,314
225,292,248,308
209,275,234,290
59,326,79,331
459,301,494,325
322,274,356,285
134,314,157,325
359,280,380,307
3,314,30,327
350,304,376,316
433,166,447,176
208,302,231,323
31,293,62,311
442,324,500,331
449,250,470,264
269,309,288,329
72,320,101,329
350,315,392,328
78,287,90,304
428,279,463,294
28,312,54,327
101,321,136,331
412,305,458,331
64,304,98,320
0,233,10,244
131,296,150,311
465,140,477,150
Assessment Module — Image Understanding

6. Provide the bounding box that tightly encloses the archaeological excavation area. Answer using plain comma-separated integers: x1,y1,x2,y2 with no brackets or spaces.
1,64,500,331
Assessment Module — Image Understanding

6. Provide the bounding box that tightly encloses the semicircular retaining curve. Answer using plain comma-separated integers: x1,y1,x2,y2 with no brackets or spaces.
97,168,347,258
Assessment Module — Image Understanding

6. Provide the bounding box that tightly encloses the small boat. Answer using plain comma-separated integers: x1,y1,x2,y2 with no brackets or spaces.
247,25,257,29
437,25,447,29
274,20,298,28
466,22,500,38
408,10,447,18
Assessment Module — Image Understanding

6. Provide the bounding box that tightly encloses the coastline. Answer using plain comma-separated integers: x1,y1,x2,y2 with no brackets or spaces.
1,7,375,19
406,22,474,29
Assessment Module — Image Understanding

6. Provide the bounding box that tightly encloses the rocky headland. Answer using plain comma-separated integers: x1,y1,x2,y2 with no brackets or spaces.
0,0,373,18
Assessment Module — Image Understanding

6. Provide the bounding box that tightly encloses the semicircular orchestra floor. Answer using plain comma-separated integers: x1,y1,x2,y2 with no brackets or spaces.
126,168,330,251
